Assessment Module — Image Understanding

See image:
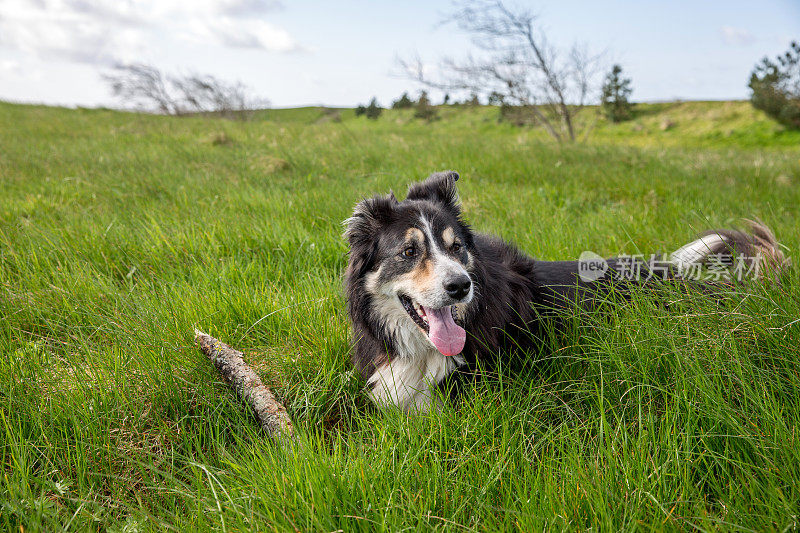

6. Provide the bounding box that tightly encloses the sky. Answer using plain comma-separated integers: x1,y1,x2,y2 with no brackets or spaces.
0,0,798,109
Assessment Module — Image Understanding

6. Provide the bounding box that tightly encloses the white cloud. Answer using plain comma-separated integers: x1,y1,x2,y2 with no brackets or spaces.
0,59,22,74
62,0,149,26
721,26,756,46
184,17,302,51
186,0,284,17
0,57,44,81
0,13,146,65
0,0,302,66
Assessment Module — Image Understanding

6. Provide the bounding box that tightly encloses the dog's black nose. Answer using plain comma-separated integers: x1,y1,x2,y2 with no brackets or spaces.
444,275,472,300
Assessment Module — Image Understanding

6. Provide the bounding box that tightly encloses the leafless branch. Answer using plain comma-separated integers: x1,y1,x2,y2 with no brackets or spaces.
195,329,297,448
104,63,181,115
104,63,267,120
399,0,603,141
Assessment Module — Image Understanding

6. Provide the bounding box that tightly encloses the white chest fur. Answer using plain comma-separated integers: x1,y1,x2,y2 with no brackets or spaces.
363,259,467,411
366,293,465,410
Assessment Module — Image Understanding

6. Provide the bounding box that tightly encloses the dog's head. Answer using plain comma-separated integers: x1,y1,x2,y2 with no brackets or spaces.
344,171,474,357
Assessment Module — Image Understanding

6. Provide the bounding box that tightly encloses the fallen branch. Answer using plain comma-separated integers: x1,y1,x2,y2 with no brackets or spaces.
194,329,297,447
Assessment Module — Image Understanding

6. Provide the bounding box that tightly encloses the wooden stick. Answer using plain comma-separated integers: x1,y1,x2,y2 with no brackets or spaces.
194,329,297,447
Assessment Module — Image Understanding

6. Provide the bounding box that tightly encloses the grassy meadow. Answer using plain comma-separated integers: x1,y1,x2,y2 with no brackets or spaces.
2,99,800,530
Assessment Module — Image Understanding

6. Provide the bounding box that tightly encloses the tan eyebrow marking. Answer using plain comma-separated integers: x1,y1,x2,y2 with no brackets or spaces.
405,227,424,243
442,227,456,247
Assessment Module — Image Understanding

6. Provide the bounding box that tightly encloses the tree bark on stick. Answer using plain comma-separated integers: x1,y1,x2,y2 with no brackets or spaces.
194,329,297,447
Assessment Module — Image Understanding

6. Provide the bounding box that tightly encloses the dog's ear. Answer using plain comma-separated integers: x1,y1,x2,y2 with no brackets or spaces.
343,193,398,247
405,171,460,213
344,194,397,279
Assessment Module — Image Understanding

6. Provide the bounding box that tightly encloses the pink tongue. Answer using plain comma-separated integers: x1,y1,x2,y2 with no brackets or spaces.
422,306,466,356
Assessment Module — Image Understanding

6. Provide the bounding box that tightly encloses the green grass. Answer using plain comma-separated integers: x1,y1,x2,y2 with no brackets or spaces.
1,99,800,531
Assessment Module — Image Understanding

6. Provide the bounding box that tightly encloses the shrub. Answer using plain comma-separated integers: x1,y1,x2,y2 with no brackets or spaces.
488,92,537,125
601,64,634,123
413,91,438,121
749,41,800,129
499,104,538,126
392,92,414,109
487,91,505,106
365,98,383,120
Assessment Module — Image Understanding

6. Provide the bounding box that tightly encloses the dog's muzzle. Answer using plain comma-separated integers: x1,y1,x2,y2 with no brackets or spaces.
443,274,471,301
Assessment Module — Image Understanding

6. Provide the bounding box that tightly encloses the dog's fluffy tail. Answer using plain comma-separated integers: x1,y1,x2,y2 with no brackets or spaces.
670,219,790,280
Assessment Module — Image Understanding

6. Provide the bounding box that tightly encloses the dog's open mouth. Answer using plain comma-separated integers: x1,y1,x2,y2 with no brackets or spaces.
399,295,466,357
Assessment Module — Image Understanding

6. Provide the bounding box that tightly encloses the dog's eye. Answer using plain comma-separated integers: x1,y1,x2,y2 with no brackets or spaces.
402,246,416,258
451,242,462,253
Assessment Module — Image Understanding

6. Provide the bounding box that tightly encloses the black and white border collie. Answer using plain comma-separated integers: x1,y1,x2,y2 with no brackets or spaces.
344,171,787,411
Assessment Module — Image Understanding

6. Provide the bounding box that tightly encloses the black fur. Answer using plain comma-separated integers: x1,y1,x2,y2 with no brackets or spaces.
698,220,789,277
344,172,786,400
344,173,475,378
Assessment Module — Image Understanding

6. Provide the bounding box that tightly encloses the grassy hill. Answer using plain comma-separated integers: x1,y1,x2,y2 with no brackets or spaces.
1,100,800,530
248,100,800,149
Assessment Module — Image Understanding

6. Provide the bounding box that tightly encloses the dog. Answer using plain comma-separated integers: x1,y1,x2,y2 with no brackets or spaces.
344,171,787,411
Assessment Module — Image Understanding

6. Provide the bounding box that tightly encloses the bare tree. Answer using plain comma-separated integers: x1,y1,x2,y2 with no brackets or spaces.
172,74,264,120
104,63,266,120
104,63,181,115
399,1,603,142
